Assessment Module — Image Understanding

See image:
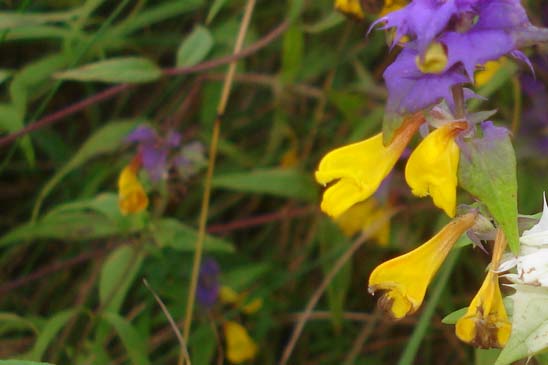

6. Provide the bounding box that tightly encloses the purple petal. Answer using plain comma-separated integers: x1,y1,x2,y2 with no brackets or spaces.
166,131,182,147
126,125,157,143
378,0,458,52
383,48,468,115
141,145,168,181
457,121,510,157
442,30,514,78
201,257,220,276
196,258,220,308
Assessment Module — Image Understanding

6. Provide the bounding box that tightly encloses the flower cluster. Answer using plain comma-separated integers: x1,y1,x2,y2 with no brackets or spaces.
195,257,261,364
374,0,534,122
117,124,206,215
317,0,548,352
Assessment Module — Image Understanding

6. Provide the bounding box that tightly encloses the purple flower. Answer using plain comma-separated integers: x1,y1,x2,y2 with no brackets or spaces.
196,258,220,308
383,47,468,116
376,0,535,118
440,0,531,77
126,125,181,181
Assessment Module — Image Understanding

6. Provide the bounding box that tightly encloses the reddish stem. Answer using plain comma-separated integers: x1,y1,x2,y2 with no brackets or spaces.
0,21,288,149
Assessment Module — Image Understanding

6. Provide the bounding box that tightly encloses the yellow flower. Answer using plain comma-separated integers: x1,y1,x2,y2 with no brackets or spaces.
475,58,506,88
315,113,423,218
118,160,148,215
335,199,392,246
405,121,467,218
335,0,407,19
224,321,258,364
368,212,476,319
455,229,512,348
334,0,364,20
380,0,407,15
220,286,263,315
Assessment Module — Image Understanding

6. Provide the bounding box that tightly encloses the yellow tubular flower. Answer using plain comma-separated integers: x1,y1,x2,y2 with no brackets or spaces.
220,286,263,314
316,113,423,218
405,121,467,217
118,160,148,215
335,199,392,246
368,212,477,319
334,0,364,20
415,42,448,74
456,229,512,348
224,321,258,364
475,58,506,87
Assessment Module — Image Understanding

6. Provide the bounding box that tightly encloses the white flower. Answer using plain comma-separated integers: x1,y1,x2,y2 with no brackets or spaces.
502,194,548,286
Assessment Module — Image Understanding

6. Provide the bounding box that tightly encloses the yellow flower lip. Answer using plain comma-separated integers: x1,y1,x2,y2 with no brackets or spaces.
334,0,365,20
224,321,258,364
118,157,148,215
455,229,512,348
315,113,424,218
368,211,477,319
335,198,393,246
405,121,467,217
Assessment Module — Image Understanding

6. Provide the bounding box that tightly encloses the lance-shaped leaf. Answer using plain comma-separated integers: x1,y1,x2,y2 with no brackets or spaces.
457,122,519,252
495,284,548,365
55,57,162,83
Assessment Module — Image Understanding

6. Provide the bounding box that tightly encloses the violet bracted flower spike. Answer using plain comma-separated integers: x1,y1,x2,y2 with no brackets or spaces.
196,257,221,308
126,125,181,181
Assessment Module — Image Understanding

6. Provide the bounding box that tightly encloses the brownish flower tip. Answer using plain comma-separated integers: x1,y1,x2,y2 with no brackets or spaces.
468,310,506,349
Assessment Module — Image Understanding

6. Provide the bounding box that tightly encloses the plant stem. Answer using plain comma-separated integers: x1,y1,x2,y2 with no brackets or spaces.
0,21,288,149
180,0,257,364
451,84,466,119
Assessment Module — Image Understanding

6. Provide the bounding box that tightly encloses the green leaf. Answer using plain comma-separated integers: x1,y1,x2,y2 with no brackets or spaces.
101,312,150,365
280,24,304,83
0,103,33,165
535,352,548,365
0,10,78,30
10,53,69,115
176,26,214,67
110,0,203,37
149,218,234,253
212,168,318,202
475,349,501,365
495,285,548,365
286,0,305,24
206,0,229,24
458,123,519,252
0,69,12,85
0,210,138,247
33,119,139,218
0,313,38,336
190,324,216,365
223,263,271,291
441,307,468,324
99,245,144,314
55,57,162,83
26,309,77,361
